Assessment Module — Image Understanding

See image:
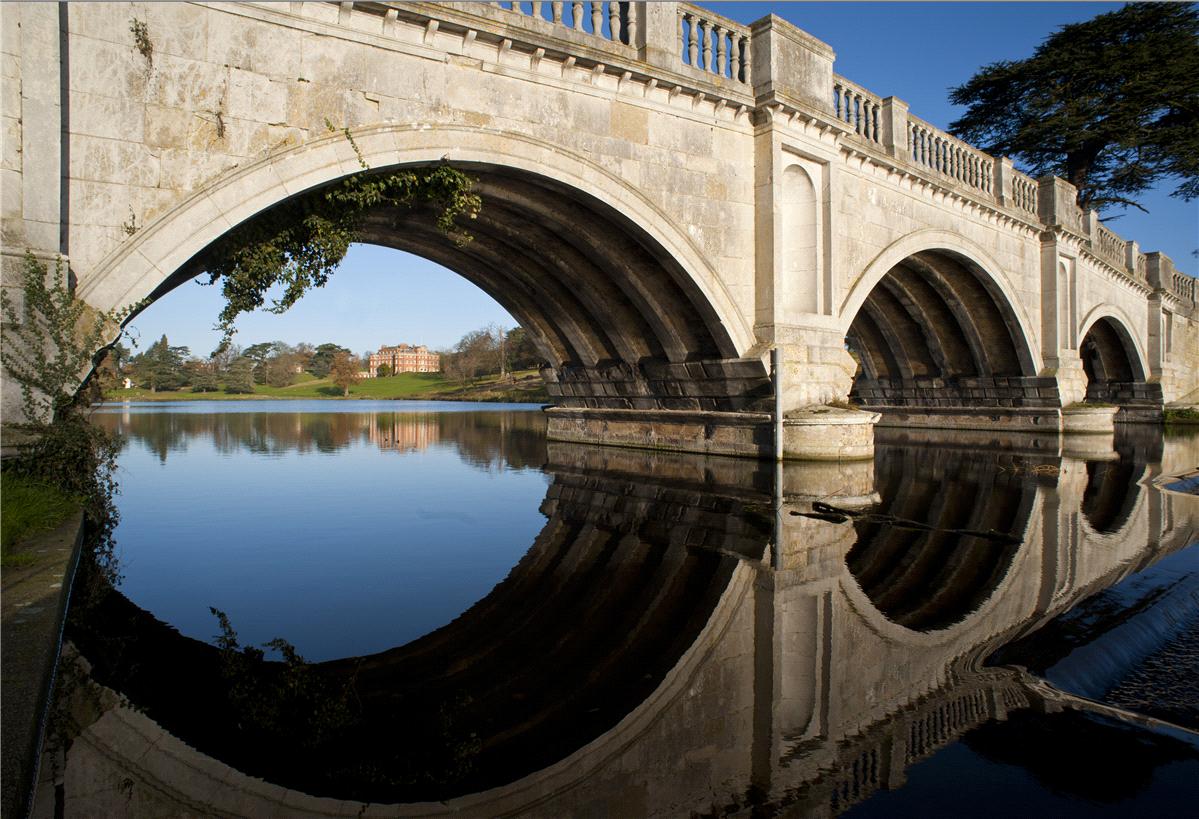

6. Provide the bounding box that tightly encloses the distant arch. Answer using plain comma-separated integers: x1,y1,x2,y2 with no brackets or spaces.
1077,307,1148,383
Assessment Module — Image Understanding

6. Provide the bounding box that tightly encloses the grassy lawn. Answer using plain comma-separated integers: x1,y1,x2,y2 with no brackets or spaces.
103,370,547,402
1,473,79,567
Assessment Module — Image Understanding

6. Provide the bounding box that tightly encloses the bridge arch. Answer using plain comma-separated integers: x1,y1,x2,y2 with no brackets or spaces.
1077,306,1149,383
841,230,1049,415
77,124,767,411
1075,306,1161,415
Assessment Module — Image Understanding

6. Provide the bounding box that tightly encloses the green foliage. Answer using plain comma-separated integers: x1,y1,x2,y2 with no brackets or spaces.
201,130,480,349
131,334,189,391
375,362,393,378
210,608,356,750
2,254,111,422
1,473,78,561
187,362,220,392
949,3,1199,212
308,342,351,378
1165,407,1199,424
224,357,255,394
504,326,542,371
0,253,123,578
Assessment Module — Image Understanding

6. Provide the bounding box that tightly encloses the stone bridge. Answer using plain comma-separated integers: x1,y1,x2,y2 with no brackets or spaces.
3,1,1197,457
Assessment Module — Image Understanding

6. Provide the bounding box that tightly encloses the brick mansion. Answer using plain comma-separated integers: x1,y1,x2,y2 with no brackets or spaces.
367,344,440,377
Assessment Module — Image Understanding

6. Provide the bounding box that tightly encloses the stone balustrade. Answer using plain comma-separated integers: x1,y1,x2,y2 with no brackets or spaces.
1094,222,1126,270
1010,170,1039,216
677,3,751,83
498,1,635,45
905,115,994,198
833,76,882,144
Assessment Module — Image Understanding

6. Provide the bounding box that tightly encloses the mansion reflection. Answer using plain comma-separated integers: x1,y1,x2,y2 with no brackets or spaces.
50,422,1199,818
93,407,548,471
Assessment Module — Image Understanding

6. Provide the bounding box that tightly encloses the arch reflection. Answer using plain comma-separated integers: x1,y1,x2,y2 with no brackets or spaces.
52,414,1199,818
845,437,1035,632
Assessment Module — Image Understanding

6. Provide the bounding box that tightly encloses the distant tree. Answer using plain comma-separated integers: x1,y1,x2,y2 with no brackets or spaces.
95,340,132,393
308,343,351,378
241,342,276,384
224,357,255,394
505,327,541,371
375,362,393,378
187,361,220,392
329,350,359,397
261,343,302,388
132,334,189,392
292,342,315,373
949,3,1199,212
209,342,242,378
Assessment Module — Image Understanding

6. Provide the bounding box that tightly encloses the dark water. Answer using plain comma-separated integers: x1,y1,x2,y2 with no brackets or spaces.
40,402,1199,817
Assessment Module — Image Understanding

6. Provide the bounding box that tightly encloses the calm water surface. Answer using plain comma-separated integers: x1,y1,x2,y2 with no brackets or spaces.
41,402,1199,817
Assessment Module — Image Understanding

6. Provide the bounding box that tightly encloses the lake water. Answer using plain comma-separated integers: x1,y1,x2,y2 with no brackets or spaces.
41,401,1199,817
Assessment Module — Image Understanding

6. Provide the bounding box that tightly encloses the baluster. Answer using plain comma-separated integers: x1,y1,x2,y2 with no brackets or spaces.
685,14,697,66
868,101,877,140
552,1,563,24
572,1,583,29
608,2,619,41
715,26,727,76
678,10,686,61
738,35,749,82
531,1,541,18
833,84,842,119
591,1,602,34
699,18,711,71
623,2,636,46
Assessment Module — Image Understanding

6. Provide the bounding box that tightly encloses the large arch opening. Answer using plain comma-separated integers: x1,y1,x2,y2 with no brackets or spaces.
846,250,1054,416
1079,316,1161,418
89,128,772,416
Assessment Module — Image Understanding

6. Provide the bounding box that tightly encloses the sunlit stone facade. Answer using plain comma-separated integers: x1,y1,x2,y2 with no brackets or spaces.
367,344,440,377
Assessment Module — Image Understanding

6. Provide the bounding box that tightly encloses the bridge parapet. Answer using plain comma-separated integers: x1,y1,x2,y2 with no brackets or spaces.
905,113,996,200
676,3,751,84
1146,253,1195,308
832,75,884,144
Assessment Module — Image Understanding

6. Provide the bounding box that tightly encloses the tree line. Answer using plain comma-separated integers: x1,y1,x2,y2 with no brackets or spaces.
100,338,365,395
102,324,544,395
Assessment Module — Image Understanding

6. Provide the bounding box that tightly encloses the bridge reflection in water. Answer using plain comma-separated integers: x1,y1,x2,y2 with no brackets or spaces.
48,419,1199,817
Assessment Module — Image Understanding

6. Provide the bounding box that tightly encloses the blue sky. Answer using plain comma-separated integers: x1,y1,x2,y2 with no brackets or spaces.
130,2,1198,359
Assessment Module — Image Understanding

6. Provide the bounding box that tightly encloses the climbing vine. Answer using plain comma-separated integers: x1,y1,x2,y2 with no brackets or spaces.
202,127,481,349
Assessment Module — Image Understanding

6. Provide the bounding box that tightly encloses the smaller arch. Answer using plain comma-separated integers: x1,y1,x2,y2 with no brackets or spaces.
1077,306,1149,382
844,234,1057,417
1076,309,1161,416
840,229,1043,377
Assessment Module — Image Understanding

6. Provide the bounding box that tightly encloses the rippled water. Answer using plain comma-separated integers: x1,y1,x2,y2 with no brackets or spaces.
38,403,1199,817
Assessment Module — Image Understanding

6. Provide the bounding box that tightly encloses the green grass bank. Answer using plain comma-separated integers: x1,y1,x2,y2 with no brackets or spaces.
104,370,549,403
